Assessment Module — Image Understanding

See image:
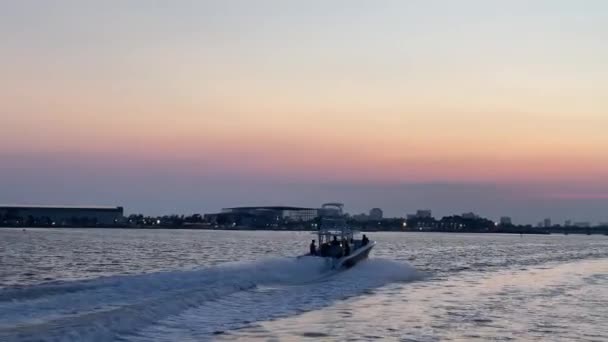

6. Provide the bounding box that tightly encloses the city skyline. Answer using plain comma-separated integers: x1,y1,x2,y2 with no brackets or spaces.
2,1,607,224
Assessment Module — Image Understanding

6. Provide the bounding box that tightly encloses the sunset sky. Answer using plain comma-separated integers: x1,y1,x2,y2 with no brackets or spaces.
1,1,607,223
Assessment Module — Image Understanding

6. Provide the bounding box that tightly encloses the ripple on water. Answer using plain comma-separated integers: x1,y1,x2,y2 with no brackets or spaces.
1,230,608,342
298,332,331,338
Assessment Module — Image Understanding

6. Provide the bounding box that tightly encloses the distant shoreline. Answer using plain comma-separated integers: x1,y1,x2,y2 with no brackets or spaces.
3,226,607,235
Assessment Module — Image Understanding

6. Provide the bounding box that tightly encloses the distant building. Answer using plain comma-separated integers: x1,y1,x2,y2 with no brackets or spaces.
205,206,319,228
0,205,123,226
565,220,572,227
405,209,435,230
543,218,552,228
500,216,512,225
282,208,319,222
222,206,318,222
462,212,478,219
415,210,432,219
369,208,383,221
352,213,369,222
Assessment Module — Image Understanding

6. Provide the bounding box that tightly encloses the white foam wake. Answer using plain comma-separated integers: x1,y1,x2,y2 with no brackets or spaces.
0,257,420,342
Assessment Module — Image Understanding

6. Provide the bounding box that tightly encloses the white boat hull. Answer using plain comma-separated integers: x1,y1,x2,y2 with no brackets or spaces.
297,241,375,270
334,241,375,269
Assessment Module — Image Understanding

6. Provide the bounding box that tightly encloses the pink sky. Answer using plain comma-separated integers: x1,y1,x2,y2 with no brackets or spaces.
1,1,607,222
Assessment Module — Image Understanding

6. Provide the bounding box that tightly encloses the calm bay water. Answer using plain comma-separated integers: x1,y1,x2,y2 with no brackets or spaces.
0,228,607,341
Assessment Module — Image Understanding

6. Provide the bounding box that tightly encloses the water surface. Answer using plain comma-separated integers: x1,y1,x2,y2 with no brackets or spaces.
0,229,606,341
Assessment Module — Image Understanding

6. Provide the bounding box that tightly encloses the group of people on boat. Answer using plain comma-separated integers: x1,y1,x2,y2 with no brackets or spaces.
309,234,370,259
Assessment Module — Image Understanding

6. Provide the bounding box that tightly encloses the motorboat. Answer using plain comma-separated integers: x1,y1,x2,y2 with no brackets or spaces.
304,203,375,269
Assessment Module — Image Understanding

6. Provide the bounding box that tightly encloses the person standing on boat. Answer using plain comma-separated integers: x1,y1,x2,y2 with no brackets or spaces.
331,235,340,246
343,239,350,256
362,234,369,246
309,240,317,256
330,236,341,258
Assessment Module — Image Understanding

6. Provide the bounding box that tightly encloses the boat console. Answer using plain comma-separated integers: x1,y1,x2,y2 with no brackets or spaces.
308,203,375,269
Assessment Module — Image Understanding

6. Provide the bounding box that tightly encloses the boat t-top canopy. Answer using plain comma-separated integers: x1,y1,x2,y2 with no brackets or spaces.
316,203,360,244
322,203,344,210
315,228,360,238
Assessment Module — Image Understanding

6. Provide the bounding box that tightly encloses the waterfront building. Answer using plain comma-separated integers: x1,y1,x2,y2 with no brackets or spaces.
543,218,552,228
208,206,320,228
415,210,432,218
353,213,370,222
223,206,314,219
0,205,124,226
500,216,512,225
405,210,435,230
438,214,494,231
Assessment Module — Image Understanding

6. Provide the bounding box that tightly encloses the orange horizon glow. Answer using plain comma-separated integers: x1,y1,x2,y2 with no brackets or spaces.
2,1,608,188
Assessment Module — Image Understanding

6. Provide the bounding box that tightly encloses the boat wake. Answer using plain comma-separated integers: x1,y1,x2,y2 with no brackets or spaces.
0,257,421,342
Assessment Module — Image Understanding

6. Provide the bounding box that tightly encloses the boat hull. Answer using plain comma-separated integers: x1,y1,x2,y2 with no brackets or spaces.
335,241,375,269
298,242,375,270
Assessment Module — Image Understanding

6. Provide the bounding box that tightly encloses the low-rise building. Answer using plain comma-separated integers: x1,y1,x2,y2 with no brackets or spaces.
0,205,124,226
206,206,320,228
222,206,318,222
352,213,370,222
413,210,432,219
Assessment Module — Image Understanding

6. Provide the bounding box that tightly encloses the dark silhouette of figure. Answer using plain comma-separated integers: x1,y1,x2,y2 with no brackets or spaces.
331,235,340,246
343,240,350,256
362,234,369,246
330,235,341,258
309,240,317,256
320,243,329,257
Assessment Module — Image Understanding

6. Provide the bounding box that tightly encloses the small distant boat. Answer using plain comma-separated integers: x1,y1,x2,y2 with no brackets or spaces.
302,203,375,269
